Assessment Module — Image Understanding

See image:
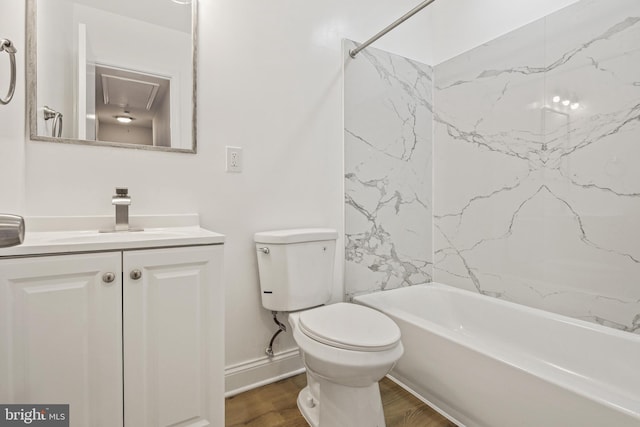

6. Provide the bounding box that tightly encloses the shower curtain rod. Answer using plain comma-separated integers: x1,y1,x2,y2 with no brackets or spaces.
349,0,437,58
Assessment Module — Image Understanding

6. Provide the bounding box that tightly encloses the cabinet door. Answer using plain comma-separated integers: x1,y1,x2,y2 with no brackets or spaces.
123,245,223,427
0,252,123,427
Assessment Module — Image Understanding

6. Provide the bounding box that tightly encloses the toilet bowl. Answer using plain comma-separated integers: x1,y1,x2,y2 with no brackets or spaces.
288,303,404,427
254,228,403,426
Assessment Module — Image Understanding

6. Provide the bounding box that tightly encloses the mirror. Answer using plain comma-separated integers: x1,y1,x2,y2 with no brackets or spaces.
27,0,197,153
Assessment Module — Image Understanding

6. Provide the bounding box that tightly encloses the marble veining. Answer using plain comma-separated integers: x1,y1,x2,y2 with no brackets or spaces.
342,0,639,333
437,16,640,91
344,40,433,299
434,0,640,333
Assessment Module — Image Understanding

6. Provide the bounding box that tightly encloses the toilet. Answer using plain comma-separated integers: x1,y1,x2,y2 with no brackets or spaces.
254,228,404,427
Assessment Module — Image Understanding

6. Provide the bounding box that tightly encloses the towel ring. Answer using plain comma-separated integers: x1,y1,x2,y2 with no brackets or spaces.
0,38,17,105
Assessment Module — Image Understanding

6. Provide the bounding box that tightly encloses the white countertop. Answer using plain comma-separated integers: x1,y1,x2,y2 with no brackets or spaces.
0,215,225,257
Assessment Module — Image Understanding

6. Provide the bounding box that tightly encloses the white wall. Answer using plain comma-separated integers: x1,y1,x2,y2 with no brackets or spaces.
36,0,74,138
0,0,431,393
98,123,152,146
0,0,587,394
0,0,26,214
198,0,431,390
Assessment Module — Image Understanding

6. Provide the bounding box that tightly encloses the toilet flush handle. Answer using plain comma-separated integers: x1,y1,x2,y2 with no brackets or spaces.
257,247,270,255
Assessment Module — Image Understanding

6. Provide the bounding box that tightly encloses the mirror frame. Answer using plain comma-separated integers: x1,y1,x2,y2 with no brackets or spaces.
26,0,198,153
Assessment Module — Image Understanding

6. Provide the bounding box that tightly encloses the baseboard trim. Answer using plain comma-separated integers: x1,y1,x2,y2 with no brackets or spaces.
225,348,305,397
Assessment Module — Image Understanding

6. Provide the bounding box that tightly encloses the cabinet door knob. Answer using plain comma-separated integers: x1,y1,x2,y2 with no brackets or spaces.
102,272,116,283
130,269,142,280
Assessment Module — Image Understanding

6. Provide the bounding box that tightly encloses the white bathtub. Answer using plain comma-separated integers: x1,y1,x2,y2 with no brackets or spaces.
354,283,640,427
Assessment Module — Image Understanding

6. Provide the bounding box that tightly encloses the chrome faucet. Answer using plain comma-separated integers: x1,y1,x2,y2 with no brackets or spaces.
112,187,131,232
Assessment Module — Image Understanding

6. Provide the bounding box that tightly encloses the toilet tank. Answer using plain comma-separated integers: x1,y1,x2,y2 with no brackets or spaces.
254,228,338,312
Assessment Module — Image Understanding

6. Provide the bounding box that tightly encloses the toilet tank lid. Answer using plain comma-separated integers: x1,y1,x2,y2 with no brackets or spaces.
254,228,338,244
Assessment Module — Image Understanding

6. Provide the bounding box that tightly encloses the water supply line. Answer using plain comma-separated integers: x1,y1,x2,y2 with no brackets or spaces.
266,311,287,357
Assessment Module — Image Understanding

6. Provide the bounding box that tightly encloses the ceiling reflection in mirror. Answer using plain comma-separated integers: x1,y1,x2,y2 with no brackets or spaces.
27,0,197,152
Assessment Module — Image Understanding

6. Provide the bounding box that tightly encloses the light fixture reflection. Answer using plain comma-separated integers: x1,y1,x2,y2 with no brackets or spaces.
115,115,134,124
548,94,581,112
171,0,191,4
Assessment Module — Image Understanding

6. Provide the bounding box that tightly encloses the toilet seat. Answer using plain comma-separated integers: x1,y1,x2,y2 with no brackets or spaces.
298,303,401,352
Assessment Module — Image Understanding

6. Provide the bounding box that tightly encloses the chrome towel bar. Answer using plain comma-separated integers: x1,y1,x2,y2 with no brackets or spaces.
43,105,63,137
0,38,17,105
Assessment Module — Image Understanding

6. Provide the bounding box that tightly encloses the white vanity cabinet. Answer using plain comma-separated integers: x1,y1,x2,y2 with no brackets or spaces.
123,245,223,427
0,252,124,426
0,243,223,427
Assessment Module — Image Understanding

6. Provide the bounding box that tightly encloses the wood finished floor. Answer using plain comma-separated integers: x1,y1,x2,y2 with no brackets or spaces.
226,374,457,427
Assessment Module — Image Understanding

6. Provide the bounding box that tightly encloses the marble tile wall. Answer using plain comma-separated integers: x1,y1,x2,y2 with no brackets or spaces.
433,0,640,333
343,40,433,299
